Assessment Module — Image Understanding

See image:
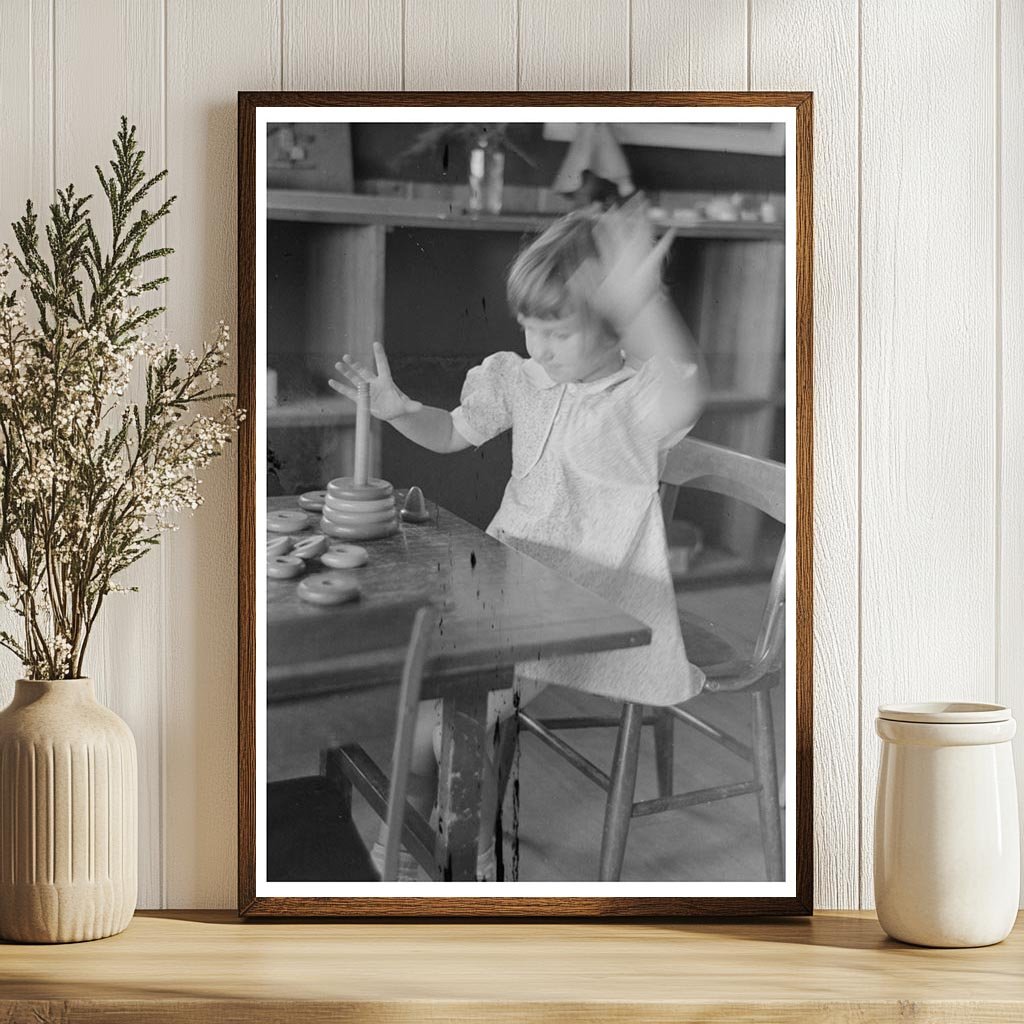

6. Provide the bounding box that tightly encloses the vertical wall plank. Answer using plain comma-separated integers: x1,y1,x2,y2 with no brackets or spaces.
405,0,516,90
164,0,279,908
280,0,399,495
1000,0,1024,903
860,0,997,908
3,0,1018,913
751,1,860,910
631,0,746,90
52,0,166,909
519,0,628,90
0,0,52,229
283,0,401,90
0,0,54,700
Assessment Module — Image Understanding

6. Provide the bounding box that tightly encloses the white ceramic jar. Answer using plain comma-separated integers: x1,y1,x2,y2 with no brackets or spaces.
874,702,1019,947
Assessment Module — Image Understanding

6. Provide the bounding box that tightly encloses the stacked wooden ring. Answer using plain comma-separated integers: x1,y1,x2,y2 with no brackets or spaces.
320,476,400,541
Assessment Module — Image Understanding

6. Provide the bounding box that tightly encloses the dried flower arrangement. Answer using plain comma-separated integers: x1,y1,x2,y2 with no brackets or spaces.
0,118,242,679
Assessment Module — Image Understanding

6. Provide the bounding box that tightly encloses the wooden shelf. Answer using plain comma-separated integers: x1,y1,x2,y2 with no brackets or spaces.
705,388,785,412
266,183,788,562
268,397,356,428
2,910,1022,1021
268,189,787,240
264,391,780,432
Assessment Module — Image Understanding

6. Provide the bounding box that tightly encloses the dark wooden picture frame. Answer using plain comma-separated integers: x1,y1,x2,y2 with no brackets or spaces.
238,91,813,917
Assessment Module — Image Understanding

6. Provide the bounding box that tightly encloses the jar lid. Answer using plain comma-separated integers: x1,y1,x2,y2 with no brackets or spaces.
877,701,1011,724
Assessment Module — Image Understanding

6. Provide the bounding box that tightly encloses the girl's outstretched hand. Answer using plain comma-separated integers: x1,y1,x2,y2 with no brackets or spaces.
568,196,677,330
329,342,424,421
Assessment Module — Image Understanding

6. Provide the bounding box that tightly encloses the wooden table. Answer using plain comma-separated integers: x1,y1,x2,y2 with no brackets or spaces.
267,497,650,881
3,910,1023,1021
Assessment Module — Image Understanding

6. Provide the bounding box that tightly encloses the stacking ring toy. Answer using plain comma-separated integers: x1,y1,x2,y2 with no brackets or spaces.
321,504,397,527
321,543,368,569
327,477,393,502
321,394,399,540
322,518,398,541
266,535,294,557
297,573,360,606
267,510,311,534
267,555,304,579
292,534,329,560
400,485,430,524
323,495,395,514
298,490,327,512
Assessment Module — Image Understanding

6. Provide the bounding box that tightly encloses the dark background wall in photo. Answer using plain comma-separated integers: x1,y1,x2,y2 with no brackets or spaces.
267,122,785,573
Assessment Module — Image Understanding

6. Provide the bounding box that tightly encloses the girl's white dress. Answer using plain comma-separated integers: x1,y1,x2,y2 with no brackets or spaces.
450,350,705,708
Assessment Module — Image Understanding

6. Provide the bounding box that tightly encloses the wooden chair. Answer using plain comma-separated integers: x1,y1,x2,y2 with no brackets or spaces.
505,437,786,881
267,601,439,882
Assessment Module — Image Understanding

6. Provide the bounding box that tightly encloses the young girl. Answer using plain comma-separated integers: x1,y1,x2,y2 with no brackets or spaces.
329,200,706,881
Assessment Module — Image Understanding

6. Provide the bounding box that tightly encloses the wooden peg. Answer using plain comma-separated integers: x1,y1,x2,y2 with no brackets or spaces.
354,381,370,487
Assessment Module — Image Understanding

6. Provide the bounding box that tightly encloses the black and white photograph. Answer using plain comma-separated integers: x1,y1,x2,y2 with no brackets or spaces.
242,98,809,914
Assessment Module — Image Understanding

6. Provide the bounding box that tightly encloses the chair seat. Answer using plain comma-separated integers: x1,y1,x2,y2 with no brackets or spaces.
267,776,378,882
677,609,742,671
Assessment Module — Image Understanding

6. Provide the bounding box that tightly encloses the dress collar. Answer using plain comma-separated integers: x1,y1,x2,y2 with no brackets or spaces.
521,355,636,393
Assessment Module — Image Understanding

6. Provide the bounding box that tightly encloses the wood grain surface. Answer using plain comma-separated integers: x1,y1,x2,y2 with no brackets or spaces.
519,0,629,91
1001,0,1024,906
0,0,1016,914
166,0,280,910
631,0,747,92
751,0,859,913
858,3,998,909
405,0,517,91
1,910,1023,1022
265,497,650,693
52,0,166,912
283,0,402,91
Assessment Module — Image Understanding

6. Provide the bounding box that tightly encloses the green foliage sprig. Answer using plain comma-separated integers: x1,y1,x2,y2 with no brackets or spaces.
0,117,242,679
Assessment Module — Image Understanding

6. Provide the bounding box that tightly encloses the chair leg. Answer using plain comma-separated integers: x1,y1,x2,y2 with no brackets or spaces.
599,703,644,882
751,688,784,881
653,709,674,798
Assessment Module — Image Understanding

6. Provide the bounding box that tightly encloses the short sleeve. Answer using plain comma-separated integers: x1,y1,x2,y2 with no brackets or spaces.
450,351,521,448
626,353,702,449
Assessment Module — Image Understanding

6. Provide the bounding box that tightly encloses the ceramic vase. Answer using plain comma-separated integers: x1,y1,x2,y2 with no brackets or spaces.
874,702,1019,947
0,678,137,943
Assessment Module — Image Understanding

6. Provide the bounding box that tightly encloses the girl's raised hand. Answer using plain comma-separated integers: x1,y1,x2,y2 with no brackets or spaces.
568,196,677,330
329,342,424,422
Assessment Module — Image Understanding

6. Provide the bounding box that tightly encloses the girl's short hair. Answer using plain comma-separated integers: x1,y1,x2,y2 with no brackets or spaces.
506,208,603,322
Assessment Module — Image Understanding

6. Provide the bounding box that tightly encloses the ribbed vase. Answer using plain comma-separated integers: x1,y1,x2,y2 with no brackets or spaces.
0,678,137,943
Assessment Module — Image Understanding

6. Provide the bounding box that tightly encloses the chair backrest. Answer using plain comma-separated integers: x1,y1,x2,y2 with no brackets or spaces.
660,437,786,675
382,602,439,881
268,597,439,882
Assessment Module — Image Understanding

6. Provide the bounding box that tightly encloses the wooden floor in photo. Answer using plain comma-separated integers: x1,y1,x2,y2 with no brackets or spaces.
342,579,784,883
504,579,783,882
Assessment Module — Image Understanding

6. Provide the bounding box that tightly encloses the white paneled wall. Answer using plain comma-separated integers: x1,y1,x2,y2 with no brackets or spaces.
0,0,1017,910
1004,0,1024,909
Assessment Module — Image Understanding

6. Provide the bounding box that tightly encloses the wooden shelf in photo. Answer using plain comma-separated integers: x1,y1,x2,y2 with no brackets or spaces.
267,189,786,240
267,398,356,429
705,389,785,412
266,392,780,432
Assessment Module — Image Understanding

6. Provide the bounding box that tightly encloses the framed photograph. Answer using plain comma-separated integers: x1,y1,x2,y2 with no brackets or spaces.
238,92,812,916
